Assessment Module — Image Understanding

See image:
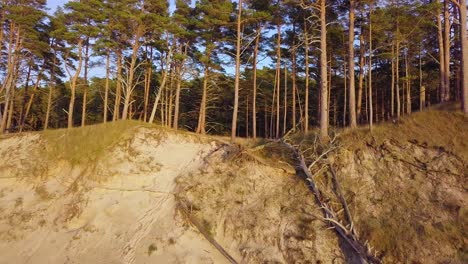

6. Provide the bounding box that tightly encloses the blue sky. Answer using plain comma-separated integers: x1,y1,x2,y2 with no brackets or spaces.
46,0,65,14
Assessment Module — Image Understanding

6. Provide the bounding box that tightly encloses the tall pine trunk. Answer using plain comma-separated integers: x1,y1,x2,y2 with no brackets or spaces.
67,39,83,129
81,38,90,127
113,50,122,121
368,4,373,131
252,25,261,139
357,33,364,122
443,0,451,101
173,43,188,130
104,49,110,123
275,20,281,138
459,0,468,114
231,0,242,141
348,0,357,128
304,20,310,132
319,0,328,139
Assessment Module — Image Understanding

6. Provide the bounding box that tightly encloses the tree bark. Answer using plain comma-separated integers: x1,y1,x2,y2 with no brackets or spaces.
292,23,297,130
45,51,57,130
283,67,288,134
348,0,357,128
113,49,122,121
173,43,188,130
368,3,373,131
396,40,401,118
443,0,451,101
231,0,242,141
405,51,411,114
122,25,143,120
104,49,110,123
19,64,32,132
252,25,261,139
357,33,364,122
459,0,468,114
276,20,281,138
148,49,172,124
196,66,209,134
81,38,90,127
319,0,329,139
391,43,395,117
304,19,310,132
67,39,83,129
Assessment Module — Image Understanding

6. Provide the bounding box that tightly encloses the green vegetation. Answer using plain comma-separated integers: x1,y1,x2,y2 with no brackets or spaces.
42,120,153,164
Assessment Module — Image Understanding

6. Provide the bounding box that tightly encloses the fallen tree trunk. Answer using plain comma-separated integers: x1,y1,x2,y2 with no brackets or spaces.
280,139,382,264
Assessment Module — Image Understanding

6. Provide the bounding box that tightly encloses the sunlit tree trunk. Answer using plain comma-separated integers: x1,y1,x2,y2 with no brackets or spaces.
368,3,373,131
291,24,297,129
104,49,110,123
304,19,310,132
81,38,90,127
357,33,364,122
348,0,357,128
319,0,329,139
231,0,242,141
67,39,83,129
113,50,122,121
252,25,261,139
443,0,451,101
275,20,281,138
459,0,468,114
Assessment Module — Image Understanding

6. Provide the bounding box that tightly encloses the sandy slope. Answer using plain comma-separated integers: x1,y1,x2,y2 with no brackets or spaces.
0,128,228,264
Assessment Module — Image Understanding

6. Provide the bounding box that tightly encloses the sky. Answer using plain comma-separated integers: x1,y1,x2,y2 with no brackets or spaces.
46,0,65,14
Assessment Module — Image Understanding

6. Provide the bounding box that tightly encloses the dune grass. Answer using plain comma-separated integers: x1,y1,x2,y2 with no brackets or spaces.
339,109,468,159
42,120,154,164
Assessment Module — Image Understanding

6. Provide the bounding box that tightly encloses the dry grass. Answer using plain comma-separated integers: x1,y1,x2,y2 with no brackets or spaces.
340,109,468,160
42,120,154,164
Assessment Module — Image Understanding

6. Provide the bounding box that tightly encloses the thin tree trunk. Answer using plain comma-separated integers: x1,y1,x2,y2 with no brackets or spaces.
283,67,287,134
443,0,451,101
292,23,297,129
196,66,209,134
419,44,425,111
368,4,373,131
276,20,281,138
458,0,468,114
319,0,329,139
23,67,43,127
19,64,32,132
252,25,261,139
45,51,57,130
122,26,143,120
344,61,347,127
67,39,83,129
396,40,401,118
149,48,172,124
391,43,395,117
348,0,357,128
405,51,411,114
113,50,122,121
304,20,310,132
81,38,89,127
104,49,110,123
173,44,188,130
168,66,174,127
231,0,242,141
357,33,364,122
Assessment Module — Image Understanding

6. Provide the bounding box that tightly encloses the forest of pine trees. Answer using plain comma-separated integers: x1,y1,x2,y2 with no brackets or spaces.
0,0,467,140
